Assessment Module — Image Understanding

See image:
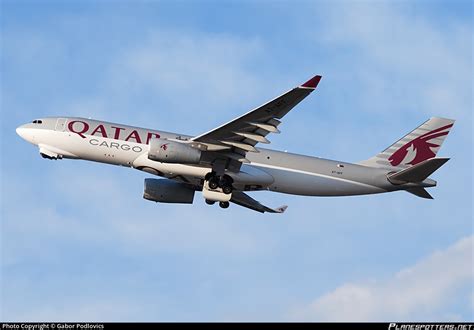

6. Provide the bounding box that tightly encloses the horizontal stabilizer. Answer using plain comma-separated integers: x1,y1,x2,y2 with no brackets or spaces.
231,191,287,213
388,157,449,184
406,187,434,199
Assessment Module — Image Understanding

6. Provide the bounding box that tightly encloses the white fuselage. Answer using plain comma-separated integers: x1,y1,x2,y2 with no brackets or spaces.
17,117,397,197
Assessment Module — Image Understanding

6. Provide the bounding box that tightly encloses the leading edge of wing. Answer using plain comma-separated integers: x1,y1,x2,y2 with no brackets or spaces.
191,74,322,143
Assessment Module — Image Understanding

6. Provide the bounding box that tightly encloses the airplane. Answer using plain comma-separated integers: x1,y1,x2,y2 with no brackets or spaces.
16,75,455,213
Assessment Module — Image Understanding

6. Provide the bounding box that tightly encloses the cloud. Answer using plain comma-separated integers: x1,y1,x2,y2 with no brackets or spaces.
2,24,270,134
262,2,473,165
6,298,143,322
318,2,471,121
1,163,278,268
2,1,472,322
95,30,269,130
2,25,281,263
291,235,473,321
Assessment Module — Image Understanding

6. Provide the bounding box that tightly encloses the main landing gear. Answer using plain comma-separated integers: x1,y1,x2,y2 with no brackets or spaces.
203,172,233,209
205,199,229,209
205,199,230,209
205,172,233,195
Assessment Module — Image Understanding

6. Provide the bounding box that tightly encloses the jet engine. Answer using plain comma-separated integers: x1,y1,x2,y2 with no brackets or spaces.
148,138,201,164
143,178,195,204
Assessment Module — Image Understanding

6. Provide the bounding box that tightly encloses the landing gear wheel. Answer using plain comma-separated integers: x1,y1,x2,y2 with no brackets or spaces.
222,185,233,195
219,201,230,209
205,172,215,181
208,178,219,190
219,175,233,194
205,199,215,205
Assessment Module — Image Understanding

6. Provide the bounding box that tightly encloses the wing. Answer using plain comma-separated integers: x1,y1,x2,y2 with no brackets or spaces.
231,191,287,213
191,75,322,170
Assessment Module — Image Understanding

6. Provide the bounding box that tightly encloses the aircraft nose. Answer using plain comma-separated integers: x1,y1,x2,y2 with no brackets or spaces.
16,126,26,139
16,125,35,144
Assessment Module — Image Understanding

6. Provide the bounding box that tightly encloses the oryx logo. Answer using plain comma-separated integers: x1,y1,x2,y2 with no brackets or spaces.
160,143,169,151
389,124,453,166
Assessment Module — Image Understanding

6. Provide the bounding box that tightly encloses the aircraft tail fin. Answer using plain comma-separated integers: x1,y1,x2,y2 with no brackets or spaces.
359,117,455,170
387,157,449,184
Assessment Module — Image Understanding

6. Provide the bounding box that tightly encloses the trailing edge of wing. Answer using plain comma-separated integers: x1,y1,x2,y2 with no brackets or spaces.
231,191,287,213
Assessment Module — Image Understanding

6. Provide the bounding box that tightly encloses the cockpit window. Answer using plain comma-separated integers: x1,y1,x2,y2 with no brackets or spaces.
32,120,43,124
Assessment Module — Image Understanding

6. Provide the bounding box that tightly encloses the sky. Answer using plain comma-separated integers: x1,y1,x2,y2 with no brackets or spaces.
1,0,473,322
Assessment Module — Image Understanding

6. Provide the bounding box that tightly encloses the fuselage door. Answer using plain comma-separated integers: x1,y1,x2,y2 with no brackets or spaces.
55,118,67,131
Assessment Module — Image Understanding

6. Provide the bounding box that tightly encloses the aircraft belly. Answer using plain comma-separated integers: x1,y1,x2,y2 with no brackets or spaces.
255,166,384,196
132,154,274,186
227,165,274,187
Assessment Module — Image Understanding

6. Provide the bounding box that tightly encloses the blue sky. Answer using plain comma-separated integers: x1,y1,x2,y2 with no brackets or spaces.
1,0,472,321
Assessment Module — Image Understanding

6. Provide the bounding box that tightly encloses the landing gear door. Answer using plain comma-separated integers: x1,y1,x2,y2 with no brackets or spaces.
55,118,67,131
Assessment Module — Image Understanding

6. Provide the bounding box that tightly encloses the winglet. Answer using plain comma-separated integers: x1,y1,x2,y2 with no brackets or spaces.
273,205,288,213
301,75,322,89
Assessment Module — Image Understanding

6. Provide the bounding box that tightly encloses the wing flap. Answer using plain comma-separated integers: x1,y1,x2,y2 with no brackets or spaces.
248,122,280,133
221,140,258,152
234,132,270,144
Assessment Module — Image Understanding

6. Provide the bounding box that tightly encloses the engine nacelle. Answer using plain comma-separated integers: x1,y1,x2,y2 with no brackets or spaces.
143,178,195,204
148,138,201,164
